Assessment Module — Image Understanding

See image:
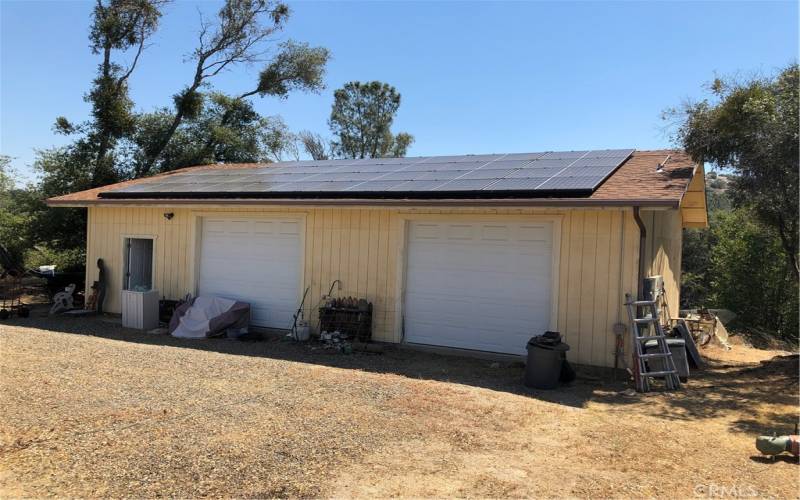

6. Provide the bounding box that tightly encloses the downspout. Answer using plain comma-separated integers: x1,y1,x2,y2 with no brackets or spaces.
633,206,647,300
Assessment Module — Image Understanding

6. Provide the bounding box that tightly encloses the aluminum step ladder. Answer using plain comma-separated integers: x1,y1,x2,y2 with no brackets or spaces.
625,293,681,392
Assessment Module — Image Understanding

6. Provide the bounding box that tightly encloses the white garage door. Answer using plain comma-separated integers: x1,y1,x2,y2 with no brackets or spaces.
404,221,554,355
198,217,301,329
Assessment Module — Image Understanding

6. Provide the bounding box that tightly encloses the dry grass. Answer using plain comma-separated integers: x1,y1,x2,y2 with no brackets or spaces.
1,311,797,498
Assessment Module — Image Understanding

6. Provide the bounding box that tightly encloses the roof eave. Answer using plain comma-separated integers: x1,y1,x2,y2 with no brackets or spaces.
46,197,680,209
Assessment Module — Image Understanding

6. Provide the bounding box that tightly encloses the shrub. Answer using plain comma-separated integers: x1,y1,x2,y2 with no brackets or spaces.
25,246,86,273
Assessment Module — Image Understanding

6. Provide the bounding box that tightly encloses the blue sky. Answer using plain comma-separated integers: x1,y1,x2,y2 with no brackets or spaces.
1,1,797,182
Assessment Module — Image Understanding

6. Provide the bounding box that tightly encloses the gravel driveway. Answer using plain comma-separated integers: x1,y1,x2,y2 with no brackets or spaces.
1,312,797,498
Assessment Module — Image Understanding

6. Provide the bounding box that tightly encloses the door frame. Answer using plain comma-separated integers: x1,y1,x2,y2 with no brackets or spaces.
187,211,307,324
119,234,158,292
397,214,563,347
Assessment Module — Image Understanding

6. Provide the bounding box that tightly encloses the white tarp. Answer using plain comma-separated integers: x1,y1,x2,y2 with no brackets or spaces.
171,296,249,338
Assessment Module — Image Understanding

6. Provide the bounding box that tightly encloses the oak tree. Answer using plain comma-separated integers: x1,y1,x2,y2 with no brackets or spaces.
668,64,799,278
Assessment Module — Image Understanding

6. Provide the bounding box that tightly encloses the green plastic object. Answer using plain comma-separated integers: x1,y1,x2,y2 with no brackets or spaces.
756,435,790,455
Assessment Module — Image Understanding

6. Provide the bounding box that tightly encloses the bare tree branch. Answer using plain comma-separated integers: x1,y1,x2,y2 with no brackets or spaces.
137,0,328,176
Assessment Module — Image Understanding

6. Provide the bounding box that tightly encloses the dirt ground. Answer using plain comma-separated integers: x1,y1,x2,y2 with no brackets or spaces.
0,310,797,498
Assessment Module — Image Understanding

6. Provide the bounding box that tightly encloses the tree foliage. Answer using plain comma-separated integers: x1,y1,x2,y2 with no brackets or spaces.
0,156,29,264
709,208,797,340
0,155,86,272
668,64,799,279
681,177,798,343
55,0,167,187
136,0,328,176
12,0,329,272
297,131,331,160
328,81,414,159
128,93,299,170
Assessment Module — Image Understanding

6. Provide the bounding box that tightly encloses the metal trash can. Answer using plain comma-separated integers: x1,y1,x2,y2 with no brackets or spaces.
644,338,690,382
525,332,570,389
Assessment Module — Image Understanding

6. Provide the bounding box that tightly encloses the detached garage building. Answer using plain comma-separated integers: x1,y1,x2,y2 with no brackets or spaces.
48,149,707,367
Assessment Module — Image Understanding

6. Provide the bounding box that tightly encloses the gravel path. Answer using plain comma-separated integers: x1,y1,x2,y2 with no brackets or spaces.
1,313,797,498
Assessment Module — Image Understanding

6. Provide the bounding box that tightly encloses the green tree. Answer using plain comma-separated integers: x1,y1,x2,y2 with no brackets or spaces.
135,1,328,175
56,0,166,187
0,155,85,272
0,155,14,192
0,156,30,264
128,93,300,170
709,208,798,341
27,149,91,261
328,81,414,159
17,0,328,273
680,174,797,342
668,64,799,278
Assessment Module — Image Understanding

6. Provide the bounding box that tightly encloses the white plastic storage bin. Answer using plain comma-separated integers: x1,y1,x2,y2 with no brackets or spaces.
121,289,160,330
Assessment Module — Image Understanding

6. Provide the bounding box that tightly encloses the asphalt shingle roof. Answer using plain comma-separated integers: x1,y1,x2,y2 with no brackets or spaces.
47,149,698,207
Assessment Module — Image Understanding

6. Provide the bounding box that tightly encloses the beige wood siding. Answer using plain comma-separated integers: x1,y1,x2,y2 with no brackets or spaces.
642,209,683,318
85,205,654,367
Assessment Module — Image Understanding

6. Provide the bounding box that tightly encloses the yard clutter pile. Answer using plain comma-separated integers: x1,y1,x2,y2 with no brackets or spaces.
169,296,250,339
678,308,734,349
0,244,33,319
318,296,373,342
313,295,374,353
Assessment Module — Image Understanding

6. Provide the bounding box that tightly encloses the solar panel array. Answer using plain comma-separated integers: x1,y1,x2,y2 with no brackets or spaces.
102,149,634,198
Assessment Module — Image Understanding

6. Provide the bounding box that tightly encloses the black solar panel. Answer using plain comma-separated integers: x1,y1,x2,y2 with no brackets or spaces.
557,165,620,177
345,180,406,191
423,170,473,180
387,180,449,191
435,179,498,191
460,168,516,180
505,167,564,179
536,175,607,190
100,149,635,199
489,178,552,190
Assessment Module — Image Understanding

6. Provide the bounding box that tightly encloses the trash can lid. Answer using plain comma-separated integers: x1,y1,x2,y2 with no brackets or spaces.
528,331,561,345
527,340,570,352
